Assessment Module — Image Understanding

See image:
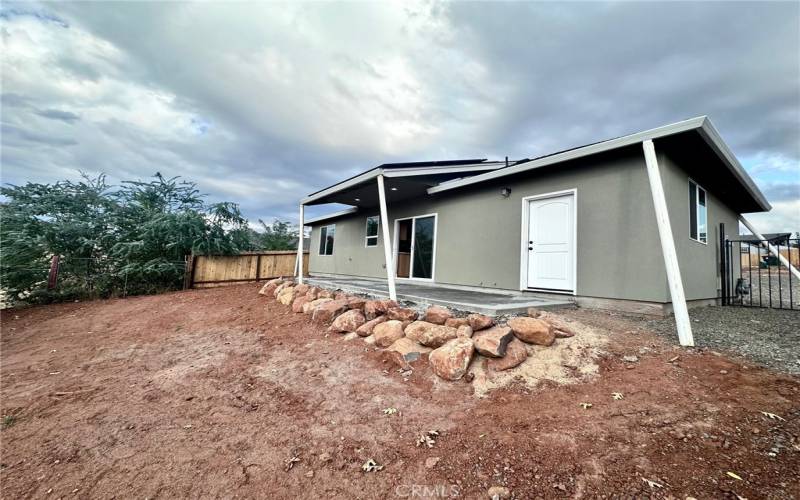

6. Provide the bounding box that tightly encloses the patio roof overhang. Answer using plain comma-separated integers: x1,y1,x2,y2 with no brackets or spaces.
300,160,517,207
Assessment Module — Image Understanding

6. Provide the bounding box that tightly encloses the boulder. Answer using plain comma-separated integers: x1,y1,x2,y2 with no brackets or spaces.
456,325,473,338
293,283,309,295
547,318,576,338
429,337,474,381
383,337,431,370
507,317,555,346
259,278,283,296
334,291,349,301
291,296,310,313
444,317,469,329
273,282,289,298
303,297,332,314
373,320,405,347
346,297,367,310
554,328,575,339
311,299,349,324
364,299,395,320
305,287,320,301
355,315,387,337
329,309,366,333
404,321,458,348
487,338,528,371
527,307,541,318
467,313,494,331
277,286,295,305
387,307,418,322
423,306,452,325
318,289,334,299
473,325,514,357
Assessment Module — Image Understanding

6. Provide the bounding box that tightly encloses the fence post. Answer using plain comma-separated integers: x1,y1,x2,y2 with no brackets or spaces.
184,254,197,290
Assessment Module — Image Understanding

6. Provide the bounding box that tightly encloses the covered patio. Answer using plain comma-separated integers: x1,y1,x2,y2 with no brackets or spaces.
305,275,572,316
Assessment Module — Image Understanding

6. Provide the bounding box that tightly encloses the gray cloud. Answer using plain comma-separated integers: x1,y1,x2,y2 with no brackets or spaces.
1,1,798,230
35,108,80,122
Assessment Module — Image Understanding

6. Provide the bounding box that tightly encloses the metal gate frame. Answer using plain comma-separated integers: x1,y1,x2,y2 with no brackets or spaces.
720,222,798,310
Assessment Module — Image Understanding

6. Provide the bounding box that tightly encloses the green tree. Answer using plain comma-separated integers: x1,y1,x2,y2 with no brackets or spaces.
252,219,298,251
0,173,252,305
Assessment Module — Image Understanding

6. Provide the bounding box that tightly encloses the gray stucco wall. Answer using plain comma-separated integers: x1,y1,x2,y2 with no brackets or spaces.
659,150,741,301
309,148,672,303
307,145,746,304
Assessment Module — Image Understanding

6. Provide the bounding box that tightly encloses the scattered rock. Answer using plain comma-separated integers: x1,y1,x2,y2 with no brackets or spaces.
622,355,639,363
473,326,514,357
311,299,349,324
356,315,388,337
329,309,366,333
303,298,332,314
383,337,431,370
456,325,473,338
467,314,494,331
488,486,511,499
387,307,418,322
373,320,406,347
291,296,310,313
444,317,469,328
425,457,441,469
487,338,528,371
404,321,458,348
318,452,332,463
423,306,452,325
429,337,474,381
554,328,575,339
507,317,555,346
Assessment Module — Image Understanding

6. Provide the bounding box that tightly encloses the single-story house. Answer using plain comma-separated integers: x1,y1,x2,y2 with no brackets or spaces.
295,116,777,346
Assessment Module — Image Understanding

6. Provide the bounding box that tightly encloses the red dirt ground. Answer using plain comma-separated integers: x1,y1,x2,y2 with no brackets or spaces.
1,284,798,499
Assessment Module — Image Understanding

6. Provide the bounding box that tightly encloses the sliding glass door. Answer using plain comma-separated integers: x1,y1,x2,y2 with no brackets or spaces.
395,214,437,281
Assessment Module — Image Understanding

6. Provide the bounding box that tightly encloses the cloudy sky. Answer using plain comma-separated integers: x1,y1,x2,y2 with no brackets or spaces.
2,1,798,232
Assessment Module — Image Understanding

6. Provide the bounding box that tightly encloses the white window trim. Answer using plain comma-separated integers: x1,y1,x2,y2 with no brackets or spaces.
688,178,708,245
318,224,336,256
365,215,380,248
392,213,438,282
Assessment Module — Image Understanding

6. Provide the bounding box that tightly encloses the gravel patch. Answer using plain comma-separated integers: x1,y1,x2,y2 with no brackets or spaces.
738,269,800,309
647,306,800,374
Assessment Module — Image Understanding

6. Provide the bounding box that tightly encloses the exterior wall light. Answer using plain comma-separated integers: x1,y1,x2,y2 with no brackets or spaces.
501,187,512,198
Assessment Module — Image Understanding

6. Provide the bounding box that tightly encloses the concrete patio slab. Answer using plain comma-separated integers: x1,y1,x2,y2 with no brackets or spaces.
306,276,574,316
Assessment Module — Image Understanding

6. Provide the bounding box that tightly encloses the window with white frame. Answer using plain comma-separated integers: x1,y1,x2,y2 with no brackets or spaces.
318,224,335,255
689,180,707,244
365,216,379,247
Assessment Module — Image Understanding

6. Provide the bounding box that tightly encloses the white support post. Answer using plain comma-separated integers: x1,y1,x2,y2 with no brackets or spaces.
642,140,694,347
740,215,800,281
377,174,397,301
296,204,304,284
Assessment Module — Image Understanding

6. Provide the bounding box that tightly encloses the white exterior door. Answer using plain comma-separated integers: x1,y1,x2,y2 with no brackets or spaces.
525,193,575,291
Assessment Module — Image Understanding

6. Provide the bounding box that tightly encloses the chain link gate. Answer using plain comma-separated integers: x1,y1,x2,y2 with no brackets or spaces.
719,223,799,310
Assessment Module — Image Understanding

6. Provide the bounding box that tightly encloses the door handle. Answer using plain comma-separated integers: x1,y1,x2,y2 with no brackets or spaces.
528,246,533,251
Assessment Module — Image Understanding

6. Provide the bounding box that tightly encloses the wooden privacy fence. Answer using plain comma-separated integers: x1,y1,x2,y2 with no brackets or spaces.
740,247,799,269
187,251,309,288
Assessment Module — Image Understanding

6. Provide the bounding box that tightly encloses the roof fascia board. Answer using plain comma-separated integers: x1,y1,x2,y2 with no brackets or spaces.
697,120,771,211
302,163,510,204
382,163,507,178
302,168,382,205
427,116,707,195
304,207,359,225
